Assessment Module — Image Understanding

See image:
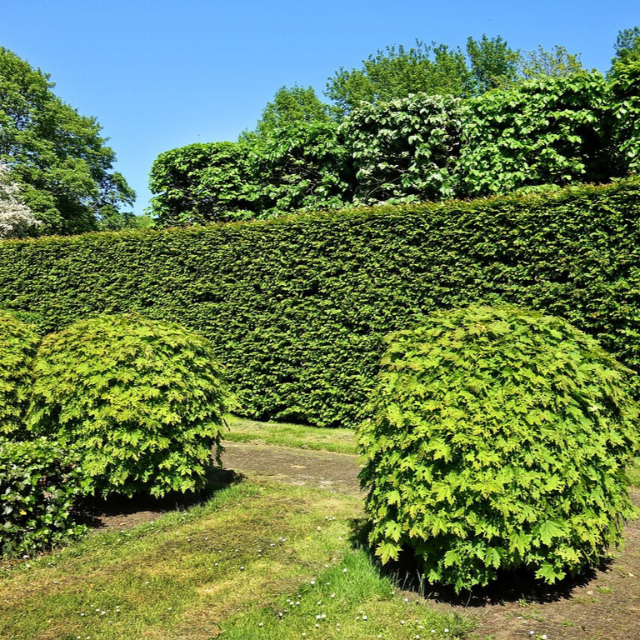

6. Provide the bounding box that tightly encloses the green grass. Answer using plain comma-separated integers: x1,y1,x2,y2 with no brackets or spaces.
0,480,473,640
628,457,640,489
224,416,357,454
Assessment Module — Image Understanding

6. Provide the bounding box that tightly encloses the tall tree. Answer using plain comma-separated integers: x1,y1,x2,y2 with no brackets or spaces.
243,84,333,142
609,27,640,75
465,35,520,92
0,47,135,235
325,41,469,115
325,35,520,115
517,45,584,81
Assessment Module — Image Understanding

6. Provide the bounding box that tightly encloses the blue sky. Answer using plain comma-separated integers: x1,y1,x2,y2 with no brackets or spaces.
2,0,639,215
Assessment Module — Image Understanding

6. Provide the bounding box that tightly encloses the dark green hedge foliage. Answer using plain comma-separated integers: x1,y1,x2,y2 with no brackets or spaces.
357,305,640,592
27,314,233,498
1,178,640,427
0,310,40,438
0,438,88,557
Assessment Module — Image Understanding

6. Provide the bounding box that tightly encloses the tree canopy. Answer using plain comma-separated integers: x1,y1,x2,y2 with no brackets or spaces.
0,47,135,235
241,84,334,142
517,45,584,81
324,35,521,115
610,26,640,73
150,29,640,226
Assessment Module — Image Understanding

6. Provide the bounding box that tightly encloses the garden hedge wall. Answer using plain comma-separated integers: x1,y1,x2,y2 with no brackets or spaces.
0,177,639,427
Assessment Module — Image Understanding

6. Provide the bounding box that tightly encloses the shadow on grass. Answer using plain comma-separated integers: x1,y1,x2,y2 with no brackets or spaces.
73,465,244,530
347,517,611,608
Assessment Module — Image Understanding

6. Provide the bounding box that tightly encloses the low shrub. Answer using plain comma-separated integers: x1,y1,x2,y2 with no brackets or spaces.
358,305,640,592
0,438,88,556
0,310,40,439
27,313,234,498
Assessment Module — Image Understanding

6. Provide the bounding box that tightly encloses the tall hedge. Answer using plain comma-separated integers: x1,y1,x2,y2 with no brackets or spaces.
1,178,640,427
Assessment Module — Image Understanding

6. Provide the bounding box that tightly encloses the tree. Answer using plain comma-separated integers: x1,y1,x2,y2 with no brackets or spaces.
242,84,334,142
341,94,463,204
325,35,520,115
325,41,470,115
517,45,584,81
610,27,640,73
465,34,520,92
0,163,41,238
0,47,135,235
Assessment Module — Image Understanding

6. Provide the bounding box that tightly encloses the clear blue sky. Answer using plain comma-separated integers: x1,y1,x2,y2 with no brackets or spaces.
2,1,639,215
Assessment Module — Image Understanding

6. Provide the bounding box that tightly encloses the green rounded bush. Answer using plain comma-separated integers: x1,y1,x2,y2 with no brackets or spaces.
0,310,40,439
27,313,234,498
358,305,640,592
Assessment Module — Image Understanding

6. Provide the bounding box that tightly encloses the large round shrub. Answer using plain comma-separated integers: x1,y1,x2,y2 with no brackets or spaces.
27,313,234,498
358,305,640,592
0,310,40,439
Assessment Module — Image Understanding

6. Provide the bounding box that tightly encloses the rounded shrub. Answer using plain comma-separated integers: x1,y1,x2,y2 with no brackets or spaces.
27,313,234,498
0,310,40,439
358,305,640,592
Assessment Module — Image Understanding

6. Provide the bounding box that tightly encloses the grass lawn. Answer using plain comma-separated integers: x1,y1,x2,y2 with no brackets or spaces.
629,457,640,489
225,416,357,454
0,480,473,640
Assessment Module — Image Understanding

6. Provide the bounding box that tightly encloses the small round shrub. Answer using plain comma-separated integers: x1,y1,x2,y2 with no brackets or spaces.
0,310,40,439
358,305,640,592
0,438,88,557
27,313,234,498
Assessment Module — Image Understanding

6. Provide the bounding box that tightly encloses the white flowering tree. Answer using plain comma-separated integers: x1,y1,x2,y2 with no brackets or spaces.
0,164,41,239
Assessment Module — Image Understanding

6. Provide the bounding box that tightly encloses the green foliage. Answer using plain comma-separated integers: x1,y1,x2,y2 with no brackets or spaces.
458,71,611,196
358,305,640,592
150,123,352,226
325,35,520,116
2,179,640,428
465,34,520,93
247,120,353,215
341,94,463,204
153,65,640,220
609,61,640,174
242,84,334,141
149,141,257,227
517,45,585,82
0,438,88,556
610,27,640,75
326,40,470,116
0,47,135,235
0,310,40,439
27,314,234,498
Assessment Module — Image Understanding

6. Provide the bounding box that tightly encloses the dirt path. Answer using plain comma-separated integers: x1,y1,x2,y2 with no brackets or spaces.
79,441,640,640
221,440,364,495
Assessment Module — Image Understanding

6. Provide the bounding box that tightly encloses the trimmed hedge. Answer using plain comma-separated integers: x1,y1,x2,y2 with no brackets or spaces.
1,178,640,427
0,438,88,557
358,305,639,591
